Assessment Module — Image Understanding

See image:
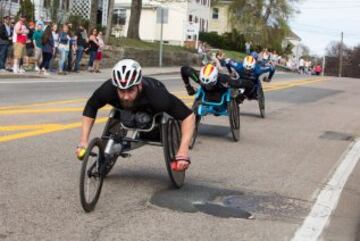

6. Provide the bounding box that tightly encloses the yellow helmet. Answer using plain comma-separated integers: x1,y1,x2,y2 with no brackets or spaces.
243,55,256,70
200,64,218,85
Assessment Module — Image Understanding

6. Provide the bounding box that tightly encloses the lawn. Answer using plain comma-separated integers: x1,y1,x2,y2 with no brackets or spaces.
109,37,196,53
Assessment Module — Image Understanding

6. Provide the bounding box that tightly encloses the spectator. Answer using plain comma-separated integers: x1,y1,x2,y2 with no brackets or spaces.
93,31,105,73
58,24,70,75
74,25,87,72
87,28,99,72
25,21,35,69
298,58,305,74
65,23,75,71
12,15,29,74
314,64,322,76
270,50,279,65
50,23,59,72
211,50,226,73
44,19,52,31
32,22,43,72
259,48,270,63
39,26,54,75
0,16,11,72
245,41,252,55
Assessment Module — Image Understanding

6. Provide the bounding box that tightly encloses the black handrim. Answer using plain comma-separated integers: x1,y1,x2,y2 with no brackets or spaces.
228,99,240,142
190,99,201,149
79,138,104,212
162,119,185,188
190,115,201,149
258,86,265,118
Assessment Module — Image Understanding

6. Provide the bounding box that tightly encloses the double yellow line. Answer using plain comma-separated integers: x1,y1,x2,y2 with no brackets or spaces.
0,77,328,143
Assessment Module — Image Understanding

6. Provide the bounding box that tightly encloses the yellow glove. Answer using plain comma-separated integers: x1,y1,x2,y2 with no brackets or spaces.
77,146,87,160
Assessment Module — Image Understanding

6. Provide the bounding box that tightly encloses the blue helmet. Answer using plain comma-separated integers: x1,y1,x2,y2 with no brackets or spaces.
250,51,258,60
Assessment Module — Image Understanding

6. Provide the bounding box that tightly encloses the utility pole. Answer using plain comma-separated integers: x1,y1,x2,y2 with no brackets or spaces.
338,32,343,77
322,56,326,76
159,7,164,68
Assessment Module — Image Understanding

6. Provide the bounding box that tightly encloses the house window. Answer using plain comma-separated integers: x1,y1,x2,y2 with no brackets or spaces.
196,0,200,3
188,14,193,22
212,8,219,19
113,8,126,25
195,16,198,23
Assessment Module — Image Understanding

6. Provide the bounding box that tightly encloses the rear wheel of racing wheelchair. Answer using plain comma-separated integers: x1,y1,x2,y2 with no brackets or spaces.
161,118,185,188
190,99,201,149
79,138,105,212
257,84,266,118
227,98,240,142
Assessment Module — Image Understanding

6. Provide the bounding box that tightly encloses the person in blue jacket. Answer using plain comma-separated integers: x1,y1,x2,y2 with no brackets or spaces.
225,55,275,100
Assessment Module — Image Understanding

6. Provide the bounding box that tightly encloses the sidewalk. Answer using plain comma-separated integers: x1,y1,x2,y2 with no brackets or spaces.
0,66,182,80
0,66,288,80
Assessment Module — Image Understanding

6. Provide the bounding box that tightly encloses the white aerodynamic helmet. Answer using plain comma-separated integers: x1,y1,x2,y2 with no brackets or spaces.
243,55,256,71
112,59,142,89
199,64,218,85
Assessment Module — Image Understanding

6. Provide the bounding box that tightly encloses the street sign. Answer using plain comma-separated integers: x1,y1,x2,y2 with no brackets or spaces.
186,22,199,36
156,7,168,24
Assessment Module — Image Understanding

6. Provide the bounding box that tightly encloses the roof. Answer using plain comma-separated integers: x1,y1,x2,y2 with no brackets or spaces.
286,30,301,41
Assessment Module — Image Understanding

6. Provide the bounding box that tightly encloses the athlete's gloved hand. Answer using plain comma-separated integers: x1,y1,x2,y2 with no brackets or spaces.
185,84,196,96
76,144,87,160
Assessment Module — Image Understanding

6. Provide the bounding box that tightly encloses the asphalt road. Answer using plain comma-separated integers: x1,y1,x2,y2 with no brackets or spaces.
0,71,359,241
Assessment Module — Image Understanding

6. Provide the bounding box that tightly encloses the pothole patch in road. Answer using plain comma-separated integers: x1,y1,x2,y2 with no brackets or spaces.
320,131,354,141
150,184,309,220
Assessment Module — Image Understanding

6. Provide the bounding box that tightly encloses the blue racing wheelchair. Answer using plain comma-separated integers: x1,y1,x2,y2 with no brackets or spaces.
190,87,240,149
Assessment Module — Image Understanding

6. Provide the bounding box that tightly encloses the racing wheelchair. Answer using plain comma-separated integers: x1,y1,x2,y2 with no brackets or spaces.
190,87,240,149
227,66,266,119
79,109,184,212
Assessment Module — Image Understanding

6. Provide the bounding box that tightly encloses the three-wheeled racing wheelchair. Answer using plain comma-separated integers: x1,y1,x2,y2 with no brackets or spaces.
79,109,185,212
190,86,240,149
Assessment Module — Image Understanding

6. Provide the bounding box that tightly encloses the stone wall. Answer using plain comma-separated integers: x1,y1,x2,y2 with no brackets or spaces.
100,48,200,68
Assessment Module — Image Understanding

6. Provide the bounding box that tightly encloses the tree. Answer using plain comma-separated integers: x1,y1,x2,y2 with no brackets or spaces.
17,0,34,21
49,0,60,23
228,0,299,53
325,41,350,57
89,0,98,30
105,0,115,43
127,0,142,39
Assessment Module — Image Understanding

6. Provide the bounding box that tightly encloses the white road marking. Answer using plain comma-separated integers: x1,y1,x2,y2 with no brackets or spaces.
291,138,360,241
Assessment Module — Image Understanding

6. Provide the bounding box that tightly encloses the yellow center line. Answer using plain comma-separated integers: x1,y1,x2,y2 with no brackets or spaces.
0,118,108,143
0,77,322,110
0,77,330,143
0,98,87,111
0,124,64,131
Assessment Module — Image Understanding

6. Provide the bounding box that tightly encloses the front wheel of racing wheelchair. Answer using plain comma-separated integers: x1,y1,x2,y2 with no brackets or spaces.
79,109,185,212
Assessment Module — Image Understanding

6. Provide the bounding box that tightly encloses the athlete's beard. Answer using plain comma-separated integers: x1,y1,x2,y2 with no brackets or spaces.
119,87,141,109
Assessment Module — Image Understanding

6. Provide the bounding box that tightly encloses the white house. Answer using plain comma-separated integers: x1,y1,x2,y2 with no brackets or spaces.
208,0,232,34
113,0,211,46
